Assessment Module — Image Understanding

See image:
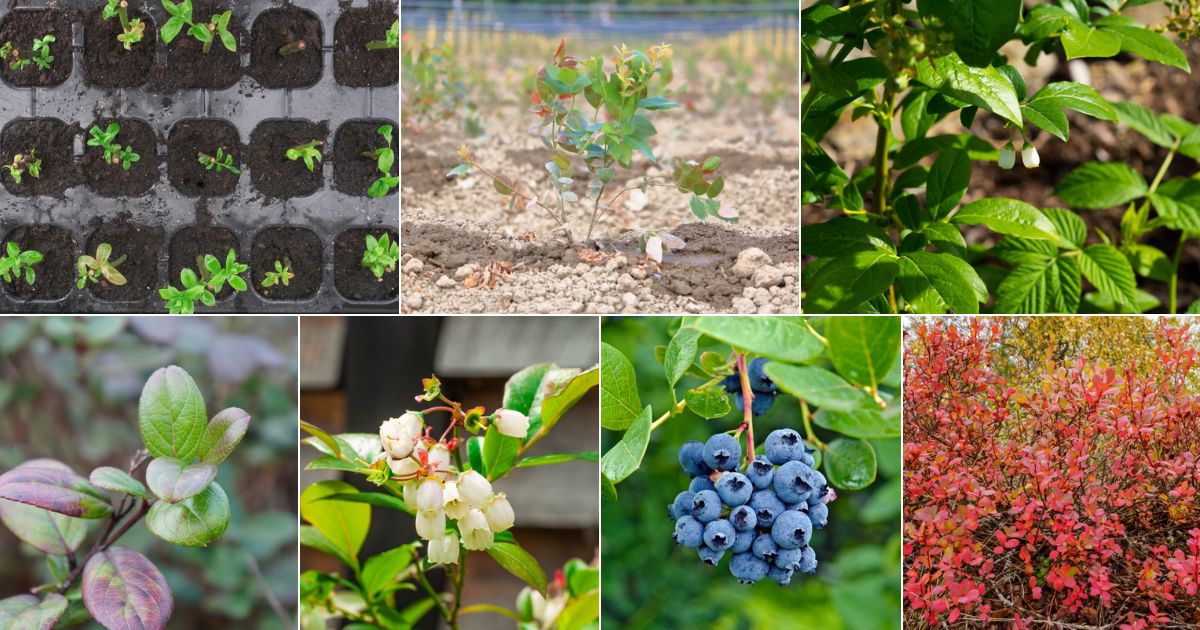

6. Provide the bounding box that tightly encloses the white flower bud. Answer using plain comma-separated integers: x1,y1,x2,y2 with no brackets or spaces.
493,408,530,439
457,470,492,507
516,586,546,622
428,531,460,565
389,456,419,478
998,141,1016,170
403,481,417,508
1021,142,1040,168
416,478,443,513
415,509,445,540
460,508,494,550
380,416,419,460
483,492,515,532
443,481,470,520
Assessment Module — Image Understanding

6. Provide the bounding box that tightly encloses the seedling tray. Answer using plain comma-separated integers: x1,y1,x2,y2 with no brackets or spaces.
0,0,399,313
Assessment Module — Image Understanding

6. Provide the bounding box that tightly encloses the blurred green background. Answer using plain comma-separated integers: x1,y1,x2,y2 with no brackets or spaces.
600,317,901,630
0,316,298,629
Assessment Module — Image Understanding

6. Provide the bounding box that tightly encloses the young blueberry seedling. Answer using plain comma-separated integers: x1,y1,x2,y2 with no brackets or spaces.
363,124,398,197
103,0,145,50
1,36,55,71
198,249,249,293
87,123,141,171
260,259,293,289
159,268,214,314
0,242,44,286
4,149,41,185
76,243,128,290
160,0,236,54
365,19,399,51
361,233,399,279
197,148,240,175
286,140,323,173
278,38,306,56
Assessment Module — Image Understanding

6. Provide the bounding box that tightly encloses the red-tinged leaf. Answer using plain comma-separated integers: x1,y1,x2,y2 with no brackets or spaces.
196,407,250,466
145,457,217,503
83,547,173,630
0,462,112,519
0,593,67,628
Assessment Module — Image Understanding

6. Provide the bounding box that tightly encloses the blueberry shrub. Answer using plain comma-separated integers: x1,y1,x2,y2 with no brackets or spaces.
802,0,1200,314
602,316,901,628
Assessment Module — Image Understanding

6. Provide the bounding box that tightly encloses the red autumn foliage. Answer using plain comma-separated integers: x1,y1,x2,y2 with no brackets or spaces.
904,319,1200,629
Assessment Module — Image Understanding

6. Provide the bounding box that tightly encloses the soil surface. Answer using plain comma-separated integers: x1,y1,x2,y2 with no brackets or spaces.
335,227,398,301
247,6,323,89
85,221,165,304
333,119,397,196
146,1,243,90
0,118,78,197
167,119,243,197
250,226,323,301
82,5,156,87
248,119,327,198
167,225,240,302
333,2,398,87
0,9,73,87
2,225,77,301
82,118,161,197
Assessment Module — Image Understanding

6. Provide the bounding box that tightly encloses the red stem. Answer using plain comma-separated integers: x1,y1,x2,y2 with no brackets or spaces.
737,354,756,462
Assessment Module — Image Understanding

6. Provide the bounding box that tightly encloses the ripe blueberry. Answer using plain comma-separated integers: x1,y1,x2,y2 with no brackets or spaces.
764,428,805,465
689,476,715,494
678,441,711,477
698,545,725,566
748,488,785,527
715,472,753,506
745,458,775,489
746,357,777,394
773,460,814,504
808,502,829,530
690,489,722,522
775,546,803,571
673,515,703,548
768,565,793,586
702,433,741,471
729,552,770,584
735,391,776,416
703,519,736,552
729,504,757,531
799,546,818,575
670,490,694,521
731,529,755,553
771,510,813,550
751,533,779,564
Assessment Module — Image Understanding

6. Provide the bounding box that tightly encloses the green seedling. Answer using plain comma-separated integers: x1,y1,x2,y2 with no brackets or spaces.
198,249,249,293
103,0,145,50
1,35,55,71
76,243,128,289
286,140,323,172
278,39,307,56
0,242,44,286
260,259,293,288
198,147,240,174
365,19,399,51
363,124,398,197
361,233,399,279
161,0,236,54
159,268,213,314
87,123,141,171
4,149,41,185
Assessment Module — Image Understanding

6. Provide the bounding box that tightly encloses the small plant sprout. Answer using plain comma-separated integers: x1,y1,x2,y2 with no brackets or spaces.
103,0,146,50
362,124,398,197
361,233,399,279
159,249,247,313
76,243,128,289
199,249,249,293
4,149,42,185
0,242,44,286
0,42,14,68
87,123,141,171
160,0,236,54
286,140,323,172
159,268,213,314
260,259,293,288
277,39,306,56
1,36,55,71
365,19,399,51
197,148,240,175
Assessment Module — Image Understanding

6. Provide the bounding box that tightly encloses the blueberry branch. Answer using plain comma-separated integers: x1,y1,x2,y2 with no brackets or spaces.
736,354,756,462
800,400,826,451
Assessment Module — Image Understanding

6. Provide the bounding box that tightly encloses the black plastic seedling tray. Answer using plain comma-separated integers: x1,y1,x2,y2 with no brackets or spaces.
0,0,399,313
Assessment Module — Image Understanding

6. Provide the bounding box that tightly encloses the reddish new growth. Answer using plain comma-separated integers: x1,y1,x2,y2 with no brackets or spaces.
903,319,1200,629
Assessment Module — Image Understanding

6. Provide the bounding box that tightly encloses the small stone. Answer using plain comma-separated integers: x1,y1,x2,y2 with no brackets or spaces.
732,248,772,278
617,273,638,291
622,292,639,308
405,293,423,310
630,267,647,280
454,264,478,280
606,255,628,271
575,263,590,274
435,275,455,288
732,297,757,314
752,265,784,288
402,258,424,274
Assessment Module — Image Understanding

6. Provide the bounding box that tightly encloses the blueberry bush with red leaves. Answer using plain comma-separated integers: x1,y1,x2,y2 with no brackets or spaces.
903,318,1200,628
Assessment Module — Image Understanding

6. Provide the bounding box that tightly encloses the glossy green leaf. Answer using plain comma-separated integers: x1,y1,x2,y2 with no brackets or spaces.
502,364,553,416
516,451,599,468
1055,162,1148,208
825,317,900,387
482,425,521,481
1022,81,1116,141
683,316,825,362
925,150,971,219
487,540,548,593
917,0,1021,67
319,492,414,515
803,250,900,314
950,198,1060,240
196,407,250,466
1113,101,1176,148
600,406,652,485
89,466,149,499
824,438,877,491
556,590,599,630
814,406,901,439
146,457,216,503
1105,25,1189,72
1150,178,1200,231
600,344,641,431
664,327,701,388
1062,22,1121,59
896,252,988,314
532,366,598,437
1079,244,1138,307
467,436,486,476
800,217,894,258
299,481,368,564
995,256,1082,313
361,545,415,598
138,366,207,461
300,525,354,568
915,52,1022,125
764,364,872,411
146,481,230,547
1041,208,1087,248
683,388,733,419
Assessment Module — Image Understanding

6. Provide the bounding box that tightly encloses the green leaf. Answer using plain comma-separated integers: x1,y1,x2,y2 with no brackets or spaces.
502,364,553,416
487,540,548,593
196,407,250,466
1041,208,1087,248
825,317,900,387
896,252,988,314
803,250,900,314
995,256,1082,313
319,492,414,515
299,480,368,564
0,594,67,629
145,481,231,547
556,590,600,630
764,364,873,411
305,456,358,473
600,475,617,501
824,439,877,491
801,217,895,258
300,525,354,568
1062,22,1122,59
447,164,471,177
683,388,733,419
81,547,172,630
664,328,701,388
1150,178,1200,232
814,407,901,439
683,317,825,362
534,367,598,437
1055,162,1148,209
138,366,208,461
467,436,486,476
89,466,149,499
0,462,90,555
925,150,971,219
1079,244,1138,307
922,222,967,256
600,344,641,431
482,425,521,481
516,451,599,468
600,406,652,485
361,546,414,598
915,52,1022,125
1022,81,1116,141
950,198,1060,240
145,457,216,503
917,0,1021,67
1113,101,1176,148
1104,25,1190,72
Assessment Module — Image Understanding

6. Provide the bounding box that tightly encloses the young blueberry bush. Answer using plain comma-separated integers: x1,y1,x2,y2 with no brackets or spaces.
0,241,44,286
300,366,599,629
160,0,236,54
159,249,249,313
103,0,146,50
400,40,480,136
904,318,1200,628
76,243,128,289
88,123,141,171
3,148,41,184
802,0,1200,314
0,366,249,630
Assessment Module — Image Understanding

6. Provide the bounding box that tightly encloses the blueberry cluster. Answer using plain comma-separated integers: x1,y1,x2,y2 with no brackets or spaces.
669,429,832,585
723,357,778,416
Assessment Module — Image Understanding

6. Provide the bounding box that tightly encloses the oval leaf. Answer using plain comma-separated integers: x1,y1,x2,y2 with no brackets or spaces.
950,198,1060,240
813,407,901,439
600,406,652,485
197,407,250,466
0,593,67,629
502,364,554,416
825,317,901,387
83,547,173,630
138,366,208,461
824,438,878,491
0,463,112,519
482,425,520,481
299,480,369,563
664,328,702,388
684,317,824,362
146,482,230,547
146,458,217,503
89,467,149,499
600,344,642,431
0,461,89,555
763,364,873,412
486,540,548,594
684,388,733,419
1055,162,1148,209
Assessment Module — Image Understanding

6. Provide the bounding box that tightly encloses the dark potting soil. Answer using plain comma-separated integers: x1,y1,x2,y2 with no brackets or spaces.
248,119,327,198
334,227,397,301
0,118,78,197
82,5,156,87
0,9,73,88
1,225,77,301
333,119,397,197
85,221,164,304
333,2,398,88
147,1,242,90
167,119,242,197
250,226,322,301
247,6,322,89
82,118,160,197
167,225,240,302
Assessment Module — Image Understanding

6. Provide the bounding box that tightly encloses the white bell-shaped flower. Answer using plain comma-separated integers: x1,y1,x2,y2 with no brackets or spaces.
428,531,460,565
380,416,419,460
998,141,1016,170
443,480,470,520
460,508,494,550
389,455,419,478
483,492,515,532
1021,143,1040,168
493,408,530,439
419,442,454,480
415,509,445,540
458,470,492,507
416,478,443,513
